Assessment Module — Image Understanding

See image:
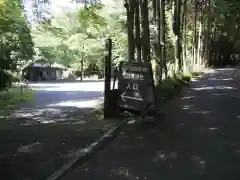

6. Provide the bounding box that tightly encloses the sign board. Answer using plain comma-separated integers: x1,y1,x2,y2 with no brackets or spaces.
117,61,155,114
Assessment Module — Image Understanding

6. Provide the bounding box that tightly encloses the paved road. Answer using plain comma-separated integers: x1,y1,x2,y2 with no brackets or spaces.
28,81,105,108
60,67,240,180
0,80,119,180
9,81,118,124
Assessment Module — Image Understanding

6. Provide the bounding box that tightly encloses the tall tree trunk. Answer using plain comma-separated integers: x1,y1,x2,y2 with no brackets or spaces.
193,0,198,70
207,0,212,65
176,0,182,72
141,0,150,63
183,0,187,72
173,0,182,73
152,0,162,83
125,0,135,62
156,0,162,81
135,0,141,62
197,21,202,67
161,0,167,78
197,2,204,67
80,59,84,81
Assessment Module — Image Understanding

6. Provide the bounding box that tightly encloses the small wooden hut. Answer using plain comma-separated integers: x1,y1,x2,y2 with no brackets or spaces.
22,60,67,81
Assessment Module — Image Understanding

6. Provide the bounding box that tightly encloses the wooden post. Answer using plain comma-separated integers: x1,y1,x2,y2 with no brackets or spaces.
104,39,112,119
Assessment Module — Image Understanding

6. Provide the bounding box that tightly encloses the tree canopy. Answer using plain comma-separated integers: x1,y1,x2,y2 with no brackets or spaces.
0,0,34,70
1,0,240,88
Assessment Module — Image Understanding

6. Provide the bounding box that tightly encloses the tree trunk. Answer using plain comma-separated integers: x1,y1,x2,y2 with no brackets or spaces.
183,0,187,72
193,0,198,70
135,0,141,62
176,0,182,73
80,59,84,81
141,0,150,63
161,0,167,78
197,3,204,67
156,0,161,82
125,0,135,62
207,0,212,64
197,21,202,67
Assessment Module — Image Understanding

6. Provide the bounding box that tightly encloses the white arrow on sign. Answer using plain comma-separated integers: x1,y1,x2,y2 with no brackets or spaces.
121,92,144,102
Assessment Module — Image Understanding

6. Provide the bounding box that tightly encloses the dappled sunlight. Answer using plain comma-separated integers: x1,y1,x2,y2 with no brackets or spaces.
28,82,104,92
211,93,227,96
202,69,217,74
9,108,73,125
47,98,103,108
216,68,237,71
191,156,206,172
189,110,211,115
5,82,105,125
208,77,233,81
28,81,117,92
30,86,104,92
28,83,63,88
7,105,96,125
190,78,199,82
198,84,208,87
208,127,218,131
192,86,236,91
18,141,43,153
10,108,67,119
181,104,194,110
181,96,195,100
152,151,177,162
110,167,135,178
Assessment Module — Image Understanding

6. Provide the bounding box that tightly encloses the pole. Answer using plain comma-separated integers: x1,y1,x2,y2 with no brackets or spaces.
104,39,112,118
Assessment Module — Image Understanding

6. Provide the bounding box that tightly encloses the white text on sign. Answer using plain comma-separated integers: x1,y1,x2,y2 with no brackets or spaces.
123,72,144,80
126,67,148,73
127,83,139,91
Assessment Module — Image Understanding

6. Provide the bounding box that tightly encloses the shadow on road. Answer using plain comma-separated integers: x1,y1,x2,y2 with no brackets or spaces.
8,81,106,125
0,81,119,180
59,67,240,180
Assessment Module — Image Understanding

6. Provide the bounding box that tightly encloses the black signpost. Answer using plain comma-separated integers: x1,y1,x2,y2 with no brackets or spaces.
117,61,155,117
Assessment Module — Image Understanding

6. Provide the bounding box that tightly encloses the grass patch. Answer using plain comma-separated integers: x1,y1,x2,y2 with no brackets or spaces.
0,87,34,117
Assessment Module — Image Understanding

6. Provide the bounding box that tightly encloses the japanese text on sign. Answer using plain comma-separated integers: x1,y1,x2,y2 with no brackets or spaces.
126,83,139,91
122,72,144,80
122,66,148,81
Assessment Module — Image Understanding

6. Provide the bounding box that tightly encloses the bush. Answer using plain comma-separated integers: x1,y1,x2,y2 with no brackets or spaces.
0,70,21,91
0,70,11,90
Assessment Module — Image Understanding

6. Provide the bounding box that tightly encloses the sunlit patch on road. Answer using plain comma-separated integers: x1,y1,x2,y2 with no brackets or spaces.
47,98,104,108
208,77,233,81
18,141,43,153
192,86,236,90
29,82,105,92
181,96,195,99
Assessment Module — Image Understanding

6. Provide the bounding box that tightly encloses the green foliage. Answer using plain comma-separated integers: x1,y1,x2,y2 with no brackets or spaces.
0,88,34,116
1,0,240,86
31,2,127,75
0,70,11,90
0,0,34,89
